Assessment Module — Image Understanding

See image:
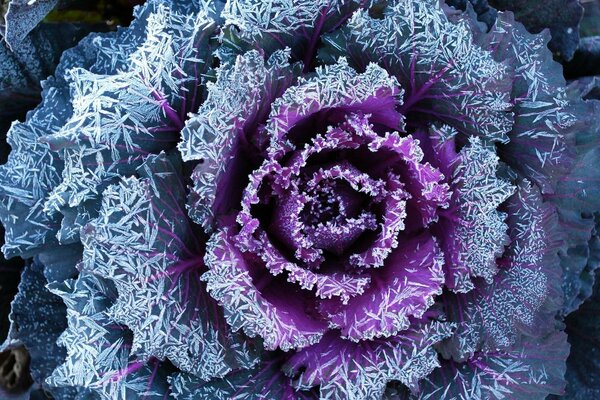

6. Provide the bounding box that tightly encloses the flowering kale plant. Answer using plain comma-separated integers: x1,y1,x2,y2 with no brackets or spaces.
1,0,600,399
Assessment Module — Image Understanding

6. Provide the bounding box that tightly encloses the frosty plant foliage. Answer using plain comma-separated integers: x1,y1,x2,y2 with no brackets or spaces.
1,0,600,399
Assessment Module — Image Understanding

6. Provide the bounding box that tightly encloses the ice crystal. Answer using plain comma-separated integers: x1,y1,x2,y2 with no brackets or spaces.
81,153,259,380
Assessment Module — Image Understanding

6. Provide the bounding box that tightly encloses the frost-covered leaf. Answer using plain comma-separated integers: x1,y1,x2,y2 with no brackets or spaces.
203,228,329,351
447,0,585,61
0,23,90,134
222,0,380,65
321,234,445,342
488,0,583,61
418,331,569,400
319,0,513,143
265,58,403,159
0,0,160,259
1,0,60,49
445,0,497,29
475,11,577,193
3,259,76,399
284,321,454,400
439,181,563,360
436,135,514,291
180,49,300,230
47,272,170,400
81,152,258,380
548,79,600,312
42,3,219,233
169,355,318,400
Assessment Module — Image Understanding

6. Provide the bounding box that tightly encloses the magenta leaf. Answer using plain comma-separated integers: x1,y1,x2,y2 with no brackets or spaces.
180,49,301,231
284,321,454,398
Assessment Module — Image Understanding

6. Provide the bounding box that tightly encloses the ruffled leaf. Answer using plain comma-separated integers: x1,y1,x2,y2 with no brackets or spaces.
418,332,569,400
440,182,563,360
437,135,514,291
284,321,454,399
448,0,584,61
170,355,318,400
265,58,403,158
548,75,600,312
488,0,583,61
80,152,258,380
222,0,380,65
321,234,445,341
47,272,170,400
180,49,300,230
319,0,513,143
42,3,219,233
474,11,577,193
203,228,329,351
0,0,160,259
0,23,91,135
557,210,600,314
1,0,59,49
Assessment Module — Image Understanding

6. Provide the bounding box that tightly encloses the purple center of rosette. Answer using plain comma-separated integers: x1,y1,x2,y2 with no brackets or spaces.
230,112,450,342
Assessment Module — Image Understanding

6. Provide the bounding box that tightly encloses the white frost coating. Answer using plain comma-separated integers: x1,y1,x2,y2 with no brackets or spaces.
286,321,455,399
0,0,161,258
46,273,166,400
478,181,549,348
203,228,328,352
221,0,379,57
180,49,299,230
488,12,576,192
321,0,514,142
452,136,515,284
79,153,258,381
2,0,58,49
266,58,403,158
42,4,217,215
418,331,569,400
443,181,555,360
223,0,330,37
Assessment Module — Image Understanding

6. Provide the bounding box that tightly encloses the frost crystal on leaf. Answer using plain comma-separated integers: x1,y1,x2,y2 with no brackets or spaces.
43,3,219,230
479,11,577,193
47,272,170,400
441,135,514,290
284,321,454,399
440,181,563,360
180,49,300,230
266,58,403,158
222,0,381,62
419,331,569,400
0,0,164,259
0,0,593,399
319,0,513,142
203,228,328,352
81,153,259,380
1,0,59,49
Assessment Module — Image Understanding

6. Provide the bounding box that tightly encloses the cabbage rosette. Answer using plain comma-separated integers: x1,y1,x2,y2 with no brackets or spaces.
1,0,599,399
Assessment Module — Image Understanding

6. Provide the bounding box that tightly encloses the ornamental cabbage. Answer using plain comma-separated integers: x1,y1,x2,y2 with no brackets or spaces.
1,0,600,399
